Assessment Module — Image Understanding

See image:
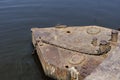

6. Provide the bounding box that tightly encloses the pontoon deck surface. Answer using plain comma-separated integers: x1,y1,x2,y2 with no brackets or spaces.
31,25,120,80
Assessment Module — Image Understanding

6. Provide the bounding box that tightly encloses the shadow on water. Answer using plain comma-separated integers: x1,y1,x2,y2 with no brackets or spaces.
32,45,55,80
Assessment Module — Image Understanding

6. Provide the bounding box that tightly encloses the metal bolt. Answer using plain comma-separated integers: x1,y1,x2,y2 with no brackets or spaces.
91,37,97,46
36,37,43,46
111,30,118,42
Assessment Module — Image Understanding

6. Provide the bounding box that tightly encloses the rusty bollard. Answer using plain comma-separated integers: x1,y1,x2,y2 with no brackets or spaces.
111,30,118,42
91,37,97,46
98,40,111,54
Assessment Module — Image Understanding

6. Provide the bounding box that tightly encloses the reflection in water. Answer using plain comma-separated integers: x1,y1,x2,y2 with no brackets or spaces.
0,0,120,80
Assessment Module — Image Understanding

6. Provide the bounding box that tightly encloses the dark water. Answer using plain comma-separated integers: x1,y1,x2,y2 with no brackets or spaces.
0,0,120,80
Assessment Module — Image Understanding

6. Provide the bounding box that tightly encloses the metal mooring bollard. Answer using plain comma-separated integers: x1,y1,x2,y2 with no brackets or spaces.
111,30,118,42
99,40,110,54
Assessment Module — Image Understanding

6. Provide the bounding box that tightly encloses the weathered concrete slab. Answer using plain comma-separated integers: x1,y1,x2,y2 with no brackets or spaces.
31,25,120,80
85,45,120,80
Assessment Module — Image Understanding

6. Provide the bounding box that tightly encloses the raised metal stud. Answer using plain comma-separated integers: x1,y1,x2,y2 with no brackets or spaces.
91,37,97,46
111,30,118,42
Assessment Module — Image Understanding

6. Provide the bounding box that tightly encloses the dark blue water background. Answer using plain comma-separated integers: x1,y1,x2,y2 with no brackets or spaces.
0,0,120,80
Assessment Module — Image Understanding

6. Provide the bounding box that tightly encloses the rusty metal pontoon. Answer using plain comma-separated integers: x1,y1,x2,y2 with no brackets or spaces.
31,25,120,80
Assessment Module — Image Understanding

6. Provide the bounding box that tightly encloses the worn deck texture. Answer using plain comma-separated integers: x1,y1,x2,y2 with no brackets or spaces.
31,25,120,80
85,45,120,80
